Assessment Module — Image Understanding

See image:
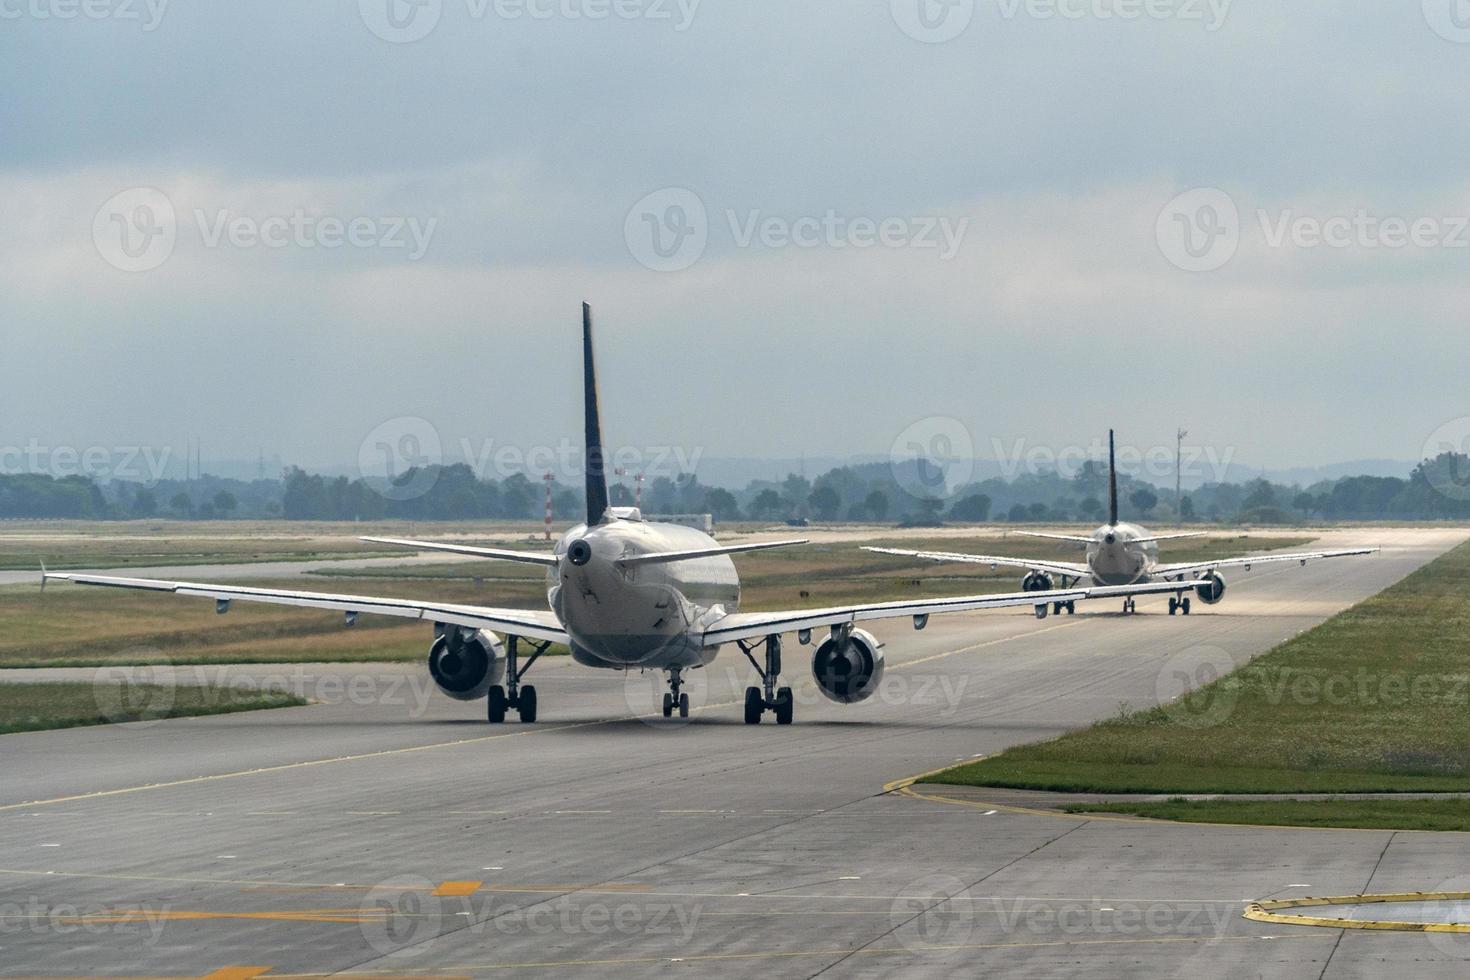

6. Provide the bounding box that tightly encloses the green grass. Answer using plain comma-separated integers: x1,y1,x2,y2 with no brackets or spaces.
1063,798,1470,832
0,681,307,734
928,538,1470,797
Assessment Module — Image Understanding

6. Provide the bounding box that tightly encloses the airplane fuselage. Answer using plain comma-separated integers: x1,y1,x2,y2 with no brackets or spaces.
548,517,739,670
1085,522,1160,586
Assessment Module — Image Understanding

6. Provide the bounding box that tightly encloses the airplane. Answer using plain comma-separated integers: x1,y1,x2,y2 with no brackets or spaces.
867,430,1378,617
44,309,1206,726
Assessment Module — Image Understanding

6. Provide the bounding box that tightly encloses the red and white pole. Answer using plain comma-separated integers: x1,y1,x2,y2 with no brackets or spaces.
634,472,644,510
543,472,554,540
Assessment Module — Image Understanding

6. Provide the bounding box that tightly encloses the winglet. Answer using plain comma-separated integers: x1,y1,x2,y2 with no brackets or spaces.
583,302,610,526
1108,428,1119,527
39,558,46,592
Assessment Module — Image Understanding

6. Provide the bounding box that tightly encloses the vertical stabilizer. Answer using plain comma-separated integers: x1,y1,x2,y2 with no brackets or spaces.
583,303,610,525
1108,429,1119,527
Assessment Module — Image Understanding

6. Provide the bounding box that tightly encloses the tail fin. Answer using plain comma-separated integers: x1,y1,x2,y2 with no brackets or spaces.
582,302,610,525
1107,429,1119,526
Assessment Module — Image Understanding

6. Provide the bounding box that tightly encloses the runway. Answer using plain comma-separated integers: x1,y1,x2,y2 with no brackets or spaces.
1,527,1466,978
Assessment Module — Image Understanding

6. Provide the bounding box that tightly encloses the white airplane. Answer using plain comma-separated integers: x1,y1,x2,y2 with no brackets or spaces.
45,311,1203,725
868,430,1377,617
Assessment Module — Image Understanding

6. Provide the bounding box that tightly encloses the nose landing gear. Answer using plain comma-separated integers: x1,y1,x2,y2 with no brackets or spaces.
662,667,691,719
487,635,550,723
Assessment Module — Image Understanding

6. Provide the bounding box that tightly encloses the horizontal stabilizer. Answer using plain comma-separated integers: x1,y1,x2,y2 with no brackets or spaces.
361,536,559,567
1130,532,1209,545
618,539,808,567
1013,531,1095,544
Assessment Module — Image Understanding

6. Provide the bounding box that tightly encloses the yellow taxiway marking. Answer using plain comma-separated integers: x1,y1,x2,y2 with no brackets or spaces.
430,880,482,898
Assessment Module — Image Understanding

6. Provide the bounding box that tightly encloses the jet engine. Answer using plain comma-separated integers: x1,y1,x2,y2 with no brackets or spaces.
428,627,506,701
811,628,885,704
1195,572,1226,605
1021,571,1054,592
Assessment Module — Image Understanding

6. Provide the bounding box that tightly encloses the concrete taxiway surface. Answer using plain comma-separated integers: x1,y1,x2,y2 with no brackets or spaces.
1,527,1466,978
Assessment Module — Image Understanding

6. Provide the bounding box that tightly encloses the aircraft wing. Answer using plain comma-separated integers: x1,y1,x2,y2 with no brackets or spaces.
698,579,1203,646
361,536,559,566
863,546,1088,580
1153,547,1379,579
1013,531,1095,544
42,572,569,644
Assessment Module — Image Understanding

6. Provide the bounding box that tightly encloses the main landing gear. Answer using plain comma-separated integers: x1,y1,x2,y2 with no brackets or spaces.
1051,600,1077,616
487,635,551,724
1122,597,1138,615
736,634,793,725
1168,594,1192,616
662,667,691,719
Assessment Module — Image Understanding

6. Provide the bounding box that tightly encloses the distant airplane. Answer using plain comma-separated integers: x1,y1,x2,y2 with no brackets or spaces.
867,430,1377,616
46,313,1195,726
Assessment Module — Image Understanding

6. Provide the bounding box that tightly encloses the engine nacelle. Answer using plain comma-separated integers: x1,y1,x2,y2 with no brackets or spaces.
1021,571,1054,592
811,628,885,704
428,627,506,701
1195,572,1226,605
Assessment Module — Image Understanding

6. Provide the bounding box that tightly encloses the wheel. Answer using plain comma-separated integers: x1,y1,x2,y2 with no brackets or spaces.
678,692,689,718
1168,597,1178,615
1053,601,1063,615
1181,597,1192,616
486,685,507,724
774,687,793,725
1066,601,1075,615
518,684,537,723
744,686,763,725
662,691,674,718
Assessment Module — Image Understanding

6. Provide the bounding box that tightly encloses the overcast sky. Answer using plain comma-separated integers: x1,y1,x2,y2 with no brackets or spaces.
4,0,1469,483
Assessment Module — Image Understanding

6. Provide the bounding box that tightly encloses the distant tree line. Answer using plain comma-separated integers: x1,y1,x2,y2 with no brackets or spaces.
7,452,1470,525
